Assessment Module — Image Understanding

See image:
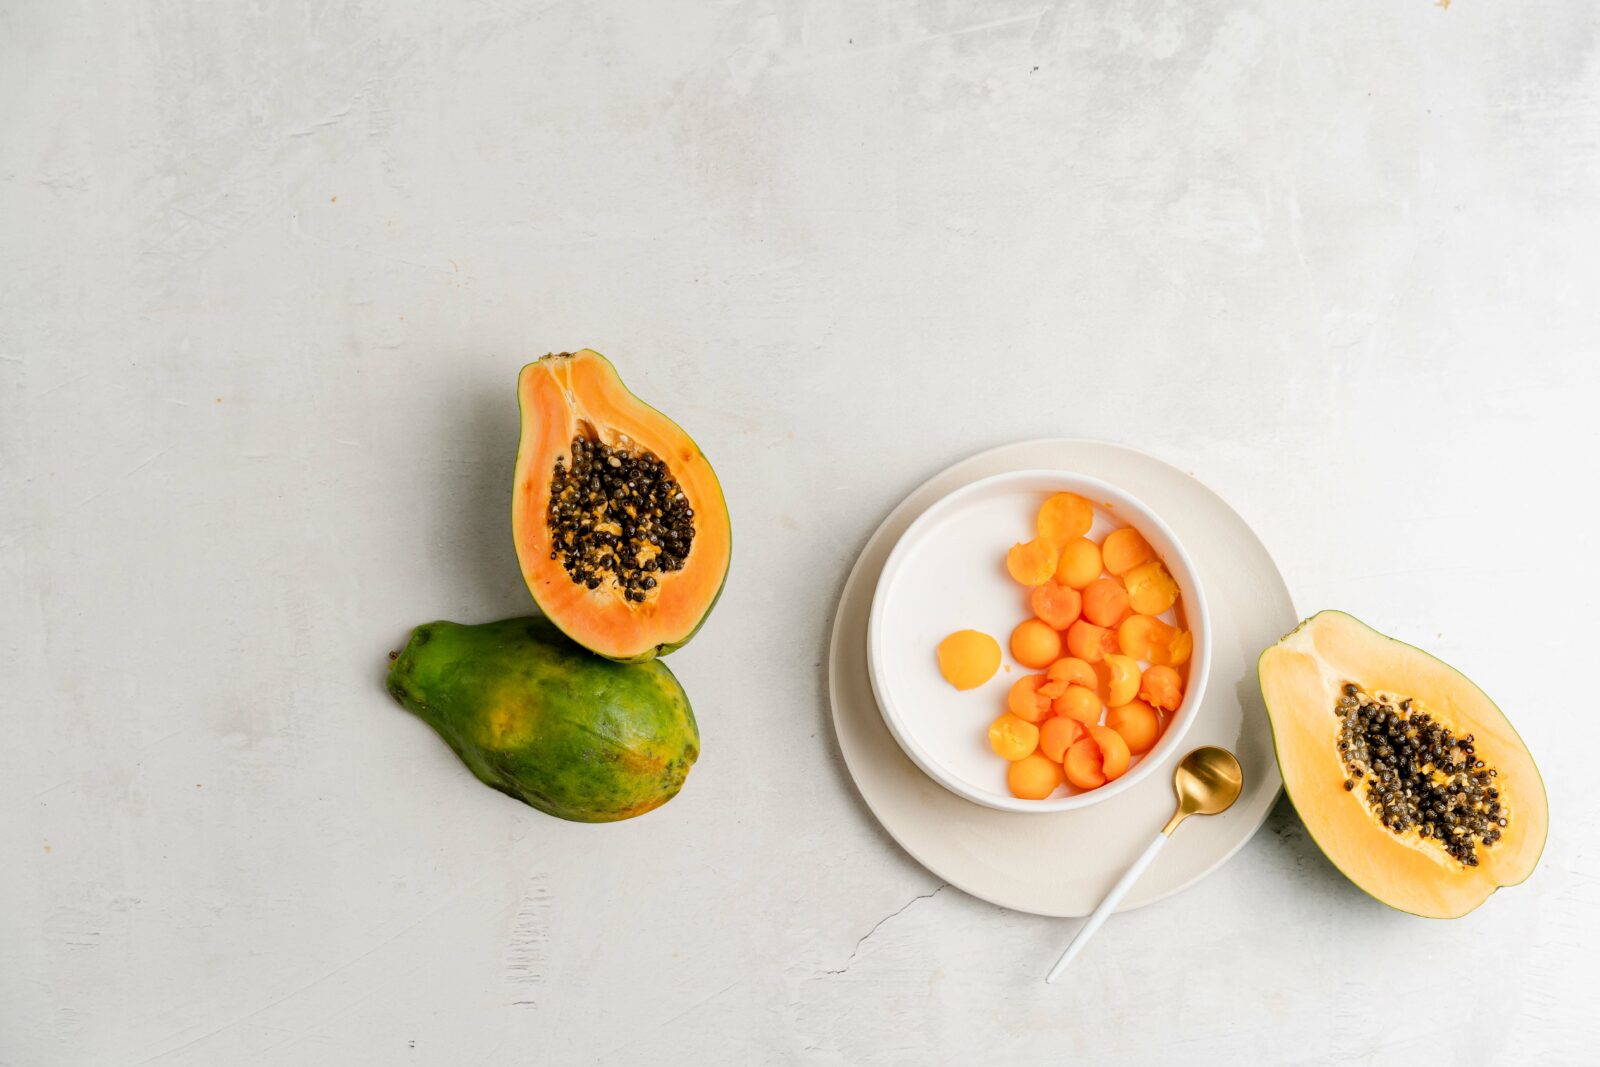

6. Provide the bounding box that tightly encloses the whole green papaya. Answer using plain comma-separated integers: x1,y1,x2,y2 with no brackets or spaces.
387,617,699,822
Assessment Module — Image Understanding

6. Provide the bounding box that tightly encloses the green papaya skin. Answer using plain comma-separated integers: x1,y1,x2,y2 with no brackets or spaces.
387,617,699,822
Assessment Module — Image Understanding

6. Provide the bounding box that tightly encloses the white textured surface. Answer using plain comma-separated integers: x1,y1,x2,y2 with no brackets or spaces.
2,1,1597,1063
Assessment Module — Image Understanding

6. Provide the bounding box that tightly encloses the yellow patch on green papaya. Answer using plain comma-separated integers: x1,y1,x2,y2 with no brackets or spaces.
480,697,538,749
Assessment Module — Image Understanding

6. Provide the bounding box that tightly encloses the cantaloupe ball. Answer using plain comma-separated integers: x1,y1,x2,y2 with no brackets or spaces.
988,712,1040,761
1046,656,1098,690
1005,538,1059,586
1039,716,1085,763
1053,684,1102,724
1123,560,1179,616
1054,537,1103,589
1106,700,1161,755
1037,492,1093,548
1139,665,1184,712
1007,751,1065,800
1102,527,1153,576
1030,581,1082,630
936,630,1001,690
1101,654,1140,706
1082,577,1131,628
1087,724,1132,780
1066,619,1117,663
1011,619,1063,669
1064,738,1107,790
1007,675,1053,722
1118,614,1176,663
1118,616,1194,667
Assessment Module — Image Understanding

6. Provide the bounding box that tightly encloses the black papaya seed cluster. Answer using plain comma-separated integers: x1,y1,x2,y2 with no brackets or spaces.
1334,683,1505,867
547,435,695,602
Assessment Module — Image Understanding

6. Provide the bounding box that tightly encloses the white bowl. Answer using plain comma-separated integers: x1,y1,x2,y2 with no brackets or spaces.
867,469,1212,813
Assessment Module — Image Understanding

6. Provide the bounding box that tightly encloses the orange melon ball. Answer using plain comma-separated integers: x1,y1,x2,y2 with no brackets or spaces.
1007,675,1054,723
1139,665,1184,712
1053,684,1102,724
1087,724,1132,780
936,629,1001,689
1008,752,1065,800
1082,577,1131,628
1037,492,1093,548
1053,537,1103,589
1006,538,1059,586
1117,614,1175,663
1046,656,1097,690
1064,737,1107,790
1066,619,1117,663
1102,527,1153,576
1106,700,1161,755
1039,716,1085,763
988,712,1040,761
1167,629,1193,666
1010,619,1062,669
1030,581,1082,630
1123,560,1179,616
1101,654,1140,706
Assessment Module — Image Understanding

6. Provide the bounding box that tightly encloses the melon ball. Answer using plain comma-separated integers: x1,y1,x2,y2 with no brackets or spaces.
937,630,1001,690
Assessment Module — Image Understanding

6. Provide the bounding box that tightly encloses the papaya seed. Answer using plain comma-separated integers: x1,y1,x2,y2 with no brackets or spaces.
548,434,696,601
1335,682,1504,868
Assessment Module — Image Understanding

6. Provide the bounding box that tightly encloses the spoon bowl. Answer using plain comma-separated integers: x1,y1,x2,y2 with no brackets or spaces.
1164,747,1245,832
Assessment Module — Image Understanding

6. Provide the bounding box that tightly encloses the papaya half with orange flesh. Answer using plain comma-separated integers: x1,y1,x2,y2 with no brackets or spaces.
513,351,730,661
1259,611,1546,918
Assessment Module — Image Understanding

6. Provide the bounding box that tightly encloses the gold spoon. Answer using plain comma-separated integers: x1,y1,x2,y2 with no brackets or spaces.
1045,746,1244,982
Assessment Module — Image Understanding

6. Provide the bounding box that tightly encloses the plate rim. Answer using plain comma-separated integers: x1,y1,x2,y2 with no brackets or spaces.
827,437,1297,916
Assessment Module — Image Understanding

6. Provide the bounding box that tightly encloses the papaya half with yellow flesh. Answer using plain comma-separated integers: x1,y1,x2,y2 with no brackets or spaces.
1259,611,1546,918
513,350,730,661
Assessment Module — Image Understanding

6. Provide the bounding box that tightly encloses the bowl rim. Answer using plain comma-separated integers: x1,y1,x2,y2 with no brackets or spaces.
866,467,1213,814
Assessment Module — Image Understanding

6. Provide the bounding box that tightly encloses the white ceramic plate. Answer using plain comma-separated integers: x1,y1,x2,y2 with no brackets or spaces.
867,470,1212,813
828,440,1297,916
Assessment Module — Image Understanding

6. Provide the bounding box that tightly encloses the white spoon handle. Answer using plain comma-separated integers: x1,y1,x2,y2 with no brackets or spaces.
1045,830,1168,983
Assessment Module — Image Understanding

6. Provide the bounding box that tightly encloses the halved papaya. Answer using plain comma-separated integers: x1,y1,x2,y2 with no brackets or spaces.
1259,611,1547,918
512,351,731,661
